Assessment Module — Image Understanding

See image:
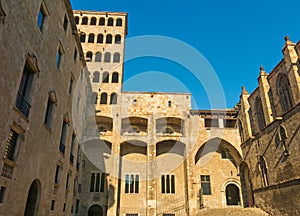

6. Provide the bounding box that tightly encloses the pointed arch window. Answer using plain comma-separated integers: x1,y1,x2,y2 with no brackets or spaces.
277,74,293,112
255,97,265,130
112,72,119,83
113,53,120,63
259,156,269,187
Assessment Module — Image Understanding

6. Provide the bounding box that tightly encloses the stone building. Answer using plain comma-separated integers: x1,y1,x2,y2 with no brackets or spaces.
74,11,251,216
238,37,300,216
0,0,87,215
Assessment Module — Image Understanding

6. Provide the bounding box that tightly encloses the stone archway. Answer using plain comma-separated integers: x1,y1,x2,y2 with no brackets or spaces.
24,179,41,216
88,204,103,216
225,184,241,206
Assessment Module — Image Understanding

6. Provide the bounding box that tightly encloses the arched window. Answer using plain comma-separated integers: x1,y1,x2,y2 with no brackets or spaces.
99,17,105,26
104,52,111,62
106,34,112,44
277,74,293,112
259,156,269,187
80,32,86,43
92,71,100,82
95,52,101,62
90,17,96,25
88,33,95,43
116,18,122,26
74,16,79,24
102,72,109,83
86,51,93,61
112,72,119,83
110,93,117,104
255,97,265,130
81,16,88,25
97,34,103,43
108,18,113,26
100,93,107,104
113,52,120,63
115,34,121,44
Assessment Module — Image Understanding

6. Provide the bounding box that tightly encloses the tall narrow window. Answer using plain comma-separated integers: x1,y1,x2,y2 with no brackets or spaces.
260,156,269,187
80,33,86,43
44,96,55,127
16,62,35,117
69,77,74,95
66,172,71,189
200,175,211,195
0,186,6,203
104,52,111,62
161,175,175,194
115,35,121,44
37,5,46,31
92,71,100,82
116,18,122,26
73,48,78,62
110,93,117,104
102,72,109,83
75,199,80,213
90,17,96,25
86,51,93,61
59,120,68,155
88,33,95,43
107,18,113,26
81,17,88,25
106,34,112,44
125,174,139,193
90,173,95,192
255,97,265,130
51,200,55,211
95,52,101,62
277,74,293,112
112,72,119,83
100,173,106,192
70,133,76,164
54,165,62,184
74,16,79,24
113,53,120,63
100,93,107,104
99,17,105,25
4,129,19,161
56,46,63,69
63,14,68,32
97,34,103,43
90,173,106,192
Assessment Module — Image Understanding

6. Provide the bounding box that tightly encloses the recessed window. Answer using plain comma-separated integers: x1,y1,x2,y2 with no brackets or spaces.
16,62,35,117
102,72,109,83
93,71,100,82
74,16,79,24
51,200,55,211
44,96,55,127
161,175,175,194
97,34,103,43
107,18,113,26
255,97,265,130
104,52,111,62
0,186,6,203
56,46,63,69
4,129,19,161
81,17,88,25
115,34,121,44
37,4,47,31
73,48,78,62
90,173,106,192
133,99,137,106
95,52,101,62
59,120,68,154
70,133,76,164
88,33,95,43
113,53,120,63
54,165,62,184
90,17,96,25
168,101,172,107
100,93,108,104
86,51,93,61
106,34,112,44
63,203,66,212
66,172,71,190
116,18,122,26
277,74,293,112
63,14,68,32
99,17,105,25
75,199,80,213
69,77,74,95
110,93,118,104
80,32,86,43
200,175,211,195
112,72,119,83
125,174,139,193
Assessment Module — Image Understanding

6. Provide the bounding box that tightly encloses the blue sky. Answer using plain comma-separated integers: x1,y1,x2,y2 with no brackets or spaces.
71,0,300,109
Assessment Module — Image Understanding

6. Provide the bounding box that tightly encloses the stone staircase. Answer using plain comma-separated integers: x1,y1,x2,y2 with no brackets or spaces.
197,207,271,216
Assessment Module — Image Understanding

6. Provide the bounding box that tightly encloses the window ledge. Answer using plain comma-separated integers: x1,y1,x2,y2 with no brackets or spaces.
2,158,17,167
43,123,52,133
12,106,29,123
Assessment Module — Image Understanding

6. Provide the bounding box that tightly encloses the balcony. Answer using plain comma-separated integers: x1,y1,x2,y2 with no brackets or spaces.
16,93,31,118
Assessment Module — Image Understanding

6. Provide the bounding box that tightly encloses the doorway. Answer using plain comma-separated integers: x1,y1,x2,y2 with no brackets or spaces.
225,184,241,205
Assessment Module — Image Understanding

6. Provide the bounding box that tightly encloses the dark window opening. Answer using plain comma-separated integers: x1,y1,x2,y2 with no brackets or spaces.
100,93,107,104
97,34,103,43
81,17,88,25
102,72,109,83
63,14,68,32
161,175,175,194
112,72,119,83
200,175,211,195
4,129,18,161
116,18,122,26
99,17,105,25
88,33,95,43
106,34,112,44
107,18,113,26
90,17,96,25
110,93,117,104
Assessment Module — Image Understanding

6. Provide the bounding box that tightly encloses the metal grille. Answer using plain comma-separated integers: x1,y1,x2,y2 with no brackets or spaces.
1,163,14,179
4,130,18,161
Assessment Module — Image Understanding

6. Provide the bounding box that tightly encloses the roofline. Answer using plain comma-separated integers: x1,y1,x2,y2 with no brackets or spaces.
121,91,191,96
